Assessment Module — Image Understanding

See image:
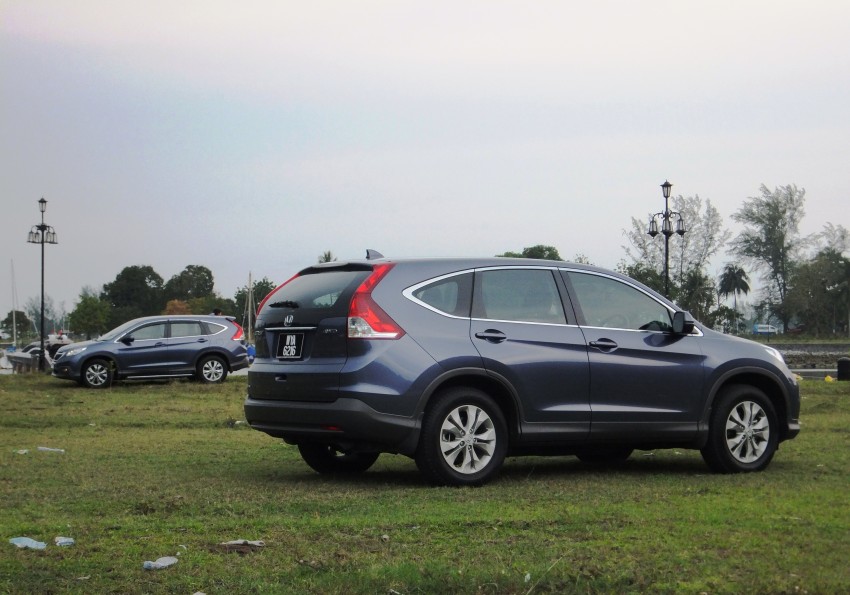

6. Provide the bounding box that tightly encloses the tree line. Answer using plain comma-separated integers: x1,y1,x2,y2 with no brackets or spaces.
2,265,277,341
3,188,848,342
620,184,848,337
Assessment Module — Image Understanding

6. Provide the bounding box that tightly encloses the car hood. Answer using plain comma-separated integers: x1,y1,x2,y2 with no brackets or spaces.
55,339,100,354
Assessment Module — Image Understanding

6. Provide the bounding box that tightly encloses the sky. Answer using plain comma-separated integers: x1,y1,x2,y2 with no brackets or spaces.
2,0,849,323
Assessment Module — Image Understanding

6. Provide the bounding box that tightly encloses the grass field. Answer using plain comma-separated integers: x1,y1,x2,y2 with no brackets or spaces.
2,374,849,594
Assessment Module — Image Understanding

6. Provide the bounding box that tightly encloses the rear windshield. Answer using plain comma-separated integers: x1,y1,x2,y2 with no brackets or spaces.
263,270,370,316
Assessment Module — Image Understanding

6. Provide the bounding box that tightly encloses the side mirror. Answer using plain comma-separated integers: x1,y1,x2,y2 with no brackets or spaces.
120,335,135,345
672,311,695,335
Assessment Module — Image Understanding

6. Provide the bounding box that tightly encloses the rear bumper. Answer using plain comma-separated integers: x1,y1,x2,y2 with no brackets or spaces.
243,396,421,456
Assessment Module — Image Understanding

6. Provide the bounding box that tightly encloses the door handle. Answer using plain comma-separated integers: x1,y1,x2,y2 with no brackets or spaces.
589,338,618,352
196,338,208,343
475,330,507,344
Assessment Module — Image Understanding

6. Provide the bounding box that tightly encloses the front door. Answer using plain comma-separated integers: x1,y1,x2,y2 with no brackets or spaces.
563,270,706,443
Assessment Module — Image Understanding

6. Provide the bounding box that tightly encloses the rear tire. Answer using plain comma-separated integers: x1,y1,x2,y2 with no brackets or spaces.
415,387,507,486
197,355,227,383
701,385,779,473
298,443,380,475
82,359,113,389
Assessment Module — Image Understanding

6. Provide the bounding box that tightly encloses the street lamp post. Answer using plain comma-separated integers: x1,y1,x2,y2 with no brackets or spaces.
27,198,59,372
647,180,686,298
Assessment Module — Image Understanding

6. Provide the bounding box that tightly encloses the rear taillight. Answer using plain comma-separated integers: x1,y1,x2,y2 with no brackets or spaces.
348,264,404,340
231,323,245,341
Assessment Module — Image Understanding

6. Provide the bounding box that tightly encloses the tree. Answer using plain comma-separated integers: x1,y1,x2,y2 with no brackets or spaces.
2,310,32,343
498,245,563,260
24,295,58,336
68,287,111,339
623,194,730,290
101,265,165,327
718,264,750,332
676,269,717,324
616,261,665,295
164,299,192,315
730,184,808,330
786,248,850,336
234,276,277,333
164,265,215,302
187,296,236,316
318,251,336,263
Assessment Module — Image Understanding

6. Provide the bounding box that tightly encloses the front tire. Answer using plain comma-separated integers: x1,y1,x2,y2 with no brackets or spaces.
415,387,508,486
82,359,113,389
297,443,380,474
701,385,779,473
197,355,227,383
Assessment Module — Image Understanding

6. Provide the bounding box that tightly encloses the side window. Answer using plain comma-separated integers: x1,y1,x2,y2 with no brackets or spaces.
565,272,672,331
171,322,204,338
130,323,168,341
473,269,567,324
411,273,473,317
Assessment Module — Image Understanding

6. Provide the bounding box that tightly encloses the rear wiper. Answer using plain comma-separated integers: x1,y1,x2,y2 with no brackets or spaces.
269,300,299,309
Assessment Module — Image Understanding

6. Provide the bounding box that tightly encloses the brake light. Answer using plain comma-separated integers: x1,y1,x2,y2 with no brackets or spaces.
256,273,300,314
348,264,404,339
231,322,245,341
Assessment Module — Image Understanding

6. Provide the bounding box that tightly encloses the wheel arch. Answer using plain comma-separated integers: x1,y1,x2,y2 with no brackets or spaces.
703,368,794,443
80,354,119,377
415,368,522,444
194,349,232,370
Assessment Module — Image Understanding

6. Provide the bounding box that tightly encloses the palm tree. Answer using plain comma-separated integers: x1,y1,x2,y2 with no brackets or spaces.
318,251,336,263
718,264,751,332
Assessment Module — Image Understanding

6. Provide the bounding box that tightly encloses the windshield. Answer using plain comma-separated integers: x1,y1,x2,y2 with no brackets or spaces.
99,319,144,341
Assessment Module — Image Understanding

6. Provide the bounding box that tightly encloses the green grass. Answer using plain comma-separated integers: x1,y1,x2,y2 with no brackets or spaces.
1,375,849,594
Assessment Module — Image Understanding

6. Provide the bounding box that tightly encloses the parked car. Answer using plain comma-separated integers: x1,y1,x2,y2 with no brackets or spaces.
753,324,781,336
244,255,801,486
53,315,249,388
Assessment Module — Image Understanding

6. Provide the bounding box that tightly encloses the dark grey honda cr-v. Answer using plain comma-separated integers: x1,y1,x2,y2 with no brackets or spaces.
244,254,800,486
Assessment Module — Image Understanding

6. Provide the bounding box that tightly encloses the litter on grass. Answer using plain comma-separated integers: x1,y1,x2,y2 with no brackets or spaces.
143,556,178,570
9,537,46,550
37,447,65,453
54,536,75,547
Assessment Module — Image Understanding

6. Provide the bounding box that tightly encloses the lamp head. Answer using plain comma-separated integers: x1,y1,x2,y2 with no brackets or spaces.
647,218,659,238
661,180,672,199
39,197,47,213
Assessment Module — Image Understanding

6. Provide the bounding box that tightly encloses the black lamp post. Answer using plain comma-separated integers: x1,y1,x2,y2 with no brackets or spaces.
27,198,58,372
647,180,686,298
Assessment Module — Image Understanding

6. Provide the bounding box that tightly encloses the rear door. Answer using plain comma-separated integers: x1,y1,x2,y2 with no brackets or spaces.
167,320,208,372
250,266,372,401
470,267,590,442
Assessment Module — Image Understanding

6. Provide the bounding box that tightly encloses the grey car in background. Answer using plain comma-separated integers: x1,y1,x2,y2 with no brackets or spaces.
245,255,801,486
53,315,249,388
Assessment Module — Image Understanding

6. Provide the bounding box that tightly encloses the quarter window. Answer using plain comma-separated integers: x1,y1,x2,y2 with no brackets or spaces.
473,269,567,324
565,272,672,331
411,273,473,317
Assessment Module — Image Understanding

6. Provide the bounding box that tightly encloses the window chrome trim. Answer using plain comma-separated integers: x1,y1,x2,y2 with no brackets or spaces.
404,265,570,325
559,267,703,336
403,269,474,320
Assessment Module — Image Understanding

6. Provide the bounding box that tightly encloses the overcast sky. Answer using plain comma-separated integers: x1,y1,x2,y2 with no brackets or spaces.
2,1,848,322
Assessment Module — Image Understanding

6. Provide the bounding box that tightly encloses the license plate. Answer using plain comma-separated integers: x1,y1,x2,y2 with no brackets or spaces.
276,333,304,360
